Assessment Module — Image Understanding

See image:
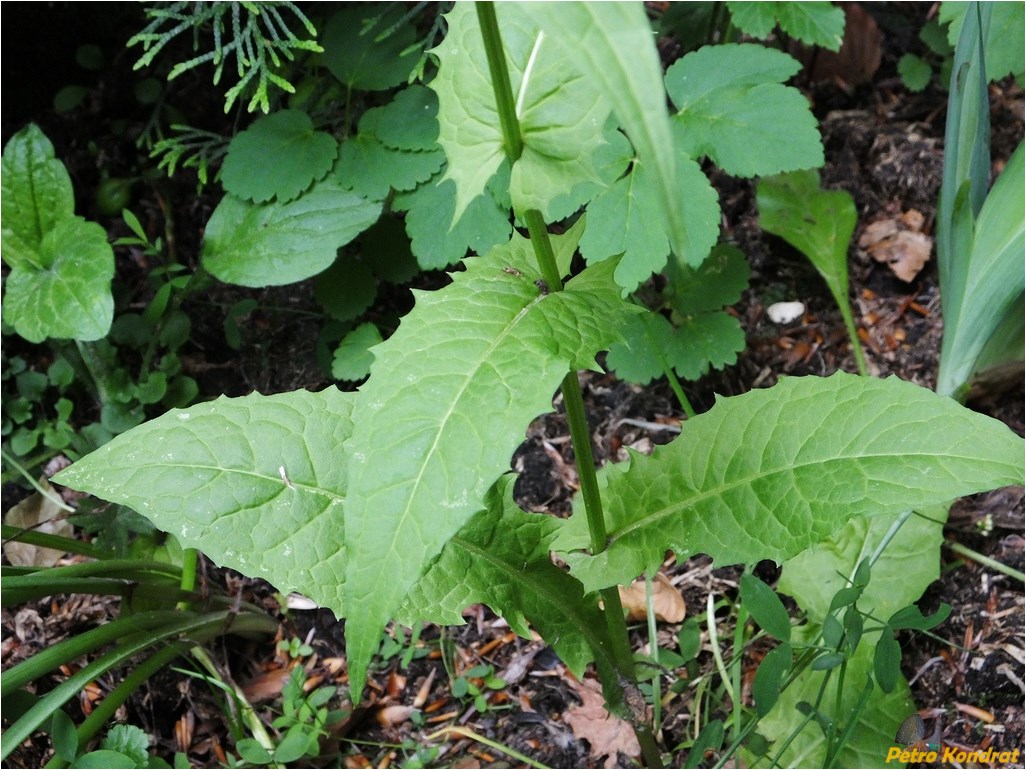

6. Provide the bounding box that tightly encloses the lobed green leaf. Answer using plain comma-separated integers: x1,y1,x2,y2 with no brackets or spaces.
202,178,381,287
342,234,636,696
667,44,824,177
729,2,845,51
555,372,1025,593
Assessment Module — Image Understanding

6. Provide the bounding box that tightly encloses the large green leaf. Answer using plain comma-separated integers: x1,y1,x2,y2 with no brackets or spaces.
202,178,382,287
398,476,612,680
321,4,420,91
937,141,1024,397
1,124,75,271
53,390,354,613
3,216,114,343
530,2,690,261
666,44,824,177
342,234,636,696
554,372,1024,593
430,3,611,224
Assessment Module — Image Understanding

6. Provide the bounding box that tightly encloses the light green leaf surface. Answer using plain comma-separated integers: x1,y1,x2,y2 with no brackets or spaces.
53,390,355,614
3,216,115,343
398,476,610,679
220,110,337,203
335,133,445,201
430,3,610,224
606,313,677,386
940,1,1025,82
667,44,824,177
332,322,382,382
203,179,381,287
321,4,420,91
530,2,690,261
937,142,1024,397
1,124,75,271
394,175,512,270
342,236,635,696
898,54,933,92
757,170,857,322
672,312,746,380
371,86,440,152
555,372,1024,593
728,2,845,51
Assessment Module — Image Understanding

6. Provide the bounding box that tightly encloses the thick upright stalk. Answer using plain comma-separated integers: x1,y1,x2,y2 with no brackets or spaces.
475,5,662,766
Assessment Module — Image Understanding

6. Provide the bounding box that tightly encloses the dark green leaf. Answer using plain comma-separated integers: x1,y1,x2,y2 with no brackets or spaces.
741,572,792,642
874,627,901,693
753,642,792,716
322,4,420,91
811,652,846,671
685,719,724,768
887,603,951,631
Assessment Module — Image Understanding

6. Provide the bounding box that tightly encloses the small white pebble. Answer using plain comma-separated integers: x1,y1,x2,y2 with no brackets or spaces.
767,301,806,324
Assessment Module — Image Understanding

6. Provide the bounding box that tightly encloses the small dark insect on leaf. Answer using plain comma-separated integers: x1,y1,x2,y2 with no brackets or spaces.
534,279,549,295
502,266,523,276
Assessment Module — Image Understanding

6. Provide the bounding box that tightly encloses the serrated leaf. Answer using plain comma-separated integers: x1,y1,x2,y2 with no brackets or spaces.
729,2,845,51
530,2,691,261
53,390,355,614
580,143,719,289
667,44,824,177
672,312,746,380
757,169,856,321
322,4,420,91
371,86,440,152
940,1,1025,82
670,244,751,314
313,256,377,322
220,110,337,204
1,124,75,271
335,132,444,202
331,322,382,382
398,476,611,679
555,372,1024,593
203,178,381,287
394,175,512,270
430,3,610,224
606,313,676,387
342,235,635,697
3,216,114,343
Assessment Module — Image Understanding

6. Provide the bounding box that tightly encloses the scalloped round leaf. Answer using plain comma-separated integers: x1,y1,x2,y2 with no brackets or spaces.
606,312,675,386
202,179,381,287
1,124,76,270
394,175,512,270
3,216,114,342
666,44,823,177
372,86,440,151
314,256,377,322
332,322,382,382
221,110,337,204
556,372,1025,594
335,133,444,202
322,4,420,91
670,311,746,380
728,2,845,51
359,214,421,284
670,243,751,313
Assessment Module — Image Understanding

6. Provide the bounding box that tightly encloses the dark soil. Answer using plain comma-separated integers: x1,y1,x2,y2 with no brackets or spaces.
2,4,1023,769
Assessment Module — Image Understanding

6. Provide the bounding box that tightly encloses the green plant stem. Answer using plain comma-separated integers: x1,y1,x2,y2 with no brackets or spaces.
645,574,662,734
840,308,869,376
73,340,112,405
0,525,103,560
946,539,1026,581
730,604,747,741
178,548,199,610
475,5,661,766
1,449,76,512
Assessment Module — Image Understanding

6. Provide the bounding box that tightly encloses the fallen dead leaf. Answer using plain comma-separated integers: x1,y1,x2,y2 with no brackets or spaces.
859,209,933,282
241,666,292,702
3,479,74,567
618,573,686,623
376,704,415,727
563,677,640,768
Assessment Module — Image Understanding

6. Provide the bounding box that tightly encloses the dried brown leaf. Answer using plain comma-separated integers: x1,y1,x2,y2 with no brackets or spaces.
859,209,933,282
3,480,73,566
617,573,686,623
564,678,640,768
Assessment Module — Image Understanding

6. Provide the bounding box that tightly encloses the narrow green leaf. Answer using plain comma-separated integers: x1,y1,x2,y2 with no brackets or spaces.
667,44,824,177
342,235,635,697
844,606,864,653
202,179,381,287
398,477,612,679
888,603,951,632
811,652,846,671
3,216,115,343
685,719,724,768
874,626,901,693
220,110,337,203
752,642,792,717
556,372,1024,593
1,124,75,271
740,572,791,642
941,2,1025,82
53,390,354,615
821,614,844,648
530,2,691,259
